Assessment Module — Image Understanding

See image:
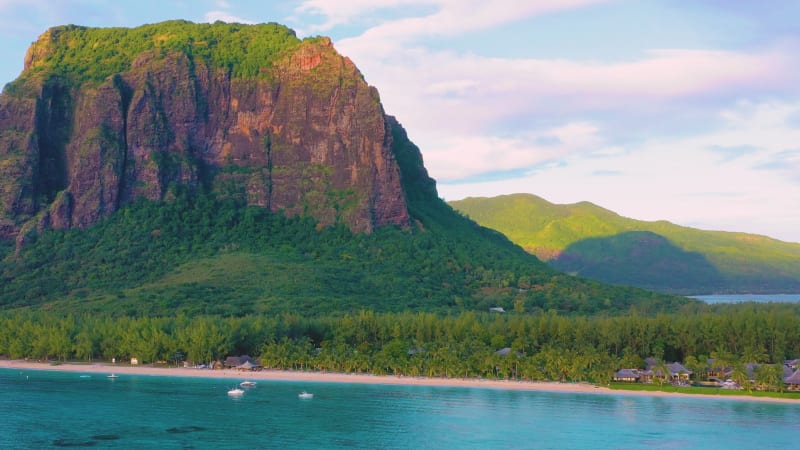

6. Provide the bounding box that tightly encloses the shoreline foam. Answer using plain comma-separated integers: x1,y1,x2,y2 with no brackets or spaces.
2,359,798,404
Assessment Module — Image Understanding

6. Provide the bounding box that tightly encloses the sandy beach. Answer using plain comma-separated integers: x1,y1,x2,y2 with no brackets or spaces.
2,359,798,404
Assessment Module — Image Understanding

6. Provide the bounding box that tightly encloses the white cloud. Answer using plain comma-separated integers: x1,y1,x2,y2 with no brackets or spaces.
347,43,794,187
281,0,800,240
546,48,788,97
298,0,611,34
296,0,423,32
322,8,799,205
421,121,603,181
0,0,42,9
438,101,800,242
204,10,255,24
0,0,126,36
349,44,790,108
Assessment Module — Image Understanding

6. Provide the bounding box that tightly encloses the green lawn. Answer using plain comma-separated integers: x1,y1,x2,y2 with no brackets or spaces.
609,383,800,400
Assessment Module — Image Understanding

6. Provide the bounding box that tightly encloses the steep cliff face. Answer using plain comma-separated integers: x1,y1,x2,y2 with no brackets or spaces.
0,21,424,246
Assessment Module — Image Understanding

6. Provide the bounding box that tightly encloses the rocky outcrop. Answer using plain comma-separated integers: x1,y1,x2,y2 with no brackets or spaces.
0,22,428,246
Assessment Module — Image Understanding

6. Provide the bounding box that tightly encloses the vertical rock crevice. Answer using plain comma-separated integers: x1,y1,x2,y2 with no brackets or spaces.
264,132,273,210
112,74,133,210
34,78,71,206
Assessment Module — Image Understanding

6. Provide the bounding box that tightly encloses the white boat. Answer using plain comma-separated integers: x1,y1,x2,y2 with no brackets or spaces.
107,374,118,379
298,391,314,399
227,387,245,396
240,381,257,387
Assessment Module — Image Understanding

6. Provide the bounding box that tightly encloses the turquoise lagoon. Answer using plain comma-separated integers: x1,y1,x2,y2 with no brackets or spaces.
2,368,798,449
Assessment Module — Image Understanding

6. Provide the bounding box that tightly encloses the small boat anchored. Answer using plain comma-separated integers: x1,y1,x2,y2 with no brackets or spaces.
227,387,245,396
107,374,118,379
298,391,314,399
240,381,257,387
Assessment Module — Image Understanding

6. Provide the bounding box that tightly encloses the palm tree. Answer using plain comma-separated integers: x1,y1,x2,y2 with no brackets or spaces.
710,349,735,382
755,364,785,392
683,355,703,384
741,346,769,364
729,363,751,392
651,359,670,387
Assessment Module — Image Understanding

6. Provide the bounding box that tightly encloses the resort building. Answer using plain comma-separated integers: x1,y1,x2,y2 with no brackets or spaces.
614,360,692,384
612,357,800,391
613,369,641,382
783,370,800,391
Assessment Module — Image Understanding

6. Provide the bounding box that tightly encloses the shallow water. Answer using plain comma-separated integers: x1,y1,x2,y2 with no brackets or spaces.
1,368,798,449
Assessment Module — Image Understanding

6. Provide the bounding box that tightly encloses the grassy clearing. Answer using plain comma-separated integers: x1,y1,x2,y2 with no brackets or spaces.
609,383,800,400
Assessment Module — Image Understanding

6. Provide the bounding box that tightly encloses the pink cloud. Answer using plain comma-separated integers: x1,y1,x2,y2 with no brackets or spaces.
297,0,612,33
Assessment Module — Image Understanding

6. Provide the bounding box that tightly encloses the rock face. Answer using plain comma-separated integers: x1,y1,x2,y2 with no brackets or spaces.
0,21,427,246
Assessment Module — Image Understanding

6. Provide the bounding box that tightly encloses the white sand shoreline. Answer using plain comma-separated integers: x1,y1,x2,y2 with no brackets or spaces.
2,359,798,404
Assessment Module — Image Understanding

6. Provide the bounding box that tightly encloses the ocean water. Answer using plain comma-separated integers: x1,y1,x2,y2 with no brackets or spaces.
692,294,800,304
2,369,799,449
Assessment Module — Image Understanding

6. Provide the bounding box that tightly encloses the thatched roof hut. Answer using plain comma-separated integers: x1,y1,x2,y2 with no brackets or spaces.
613,369,641,382
237,360,259,371
783,369,800,388
224,355,259,369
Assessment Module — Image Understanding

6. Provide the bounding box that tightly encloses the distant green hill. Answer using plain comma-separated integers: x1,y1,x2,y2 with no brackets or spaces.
449,194,800,294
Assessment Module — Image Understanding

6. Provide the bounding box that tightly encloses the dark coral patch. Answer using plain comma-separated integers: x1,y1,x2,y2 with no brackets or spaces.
52,439,97,447
166,425,206,434
91,434,121,441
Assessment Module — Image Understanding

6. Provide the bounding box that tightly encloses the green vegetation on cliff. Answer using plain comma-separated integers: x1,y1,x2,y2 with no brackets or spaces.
12,20,302,89
449,194,800,294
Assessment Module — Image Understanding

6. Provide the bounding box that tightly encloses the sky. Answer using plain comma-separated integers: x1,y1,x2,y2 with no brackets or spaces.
1,1,799,243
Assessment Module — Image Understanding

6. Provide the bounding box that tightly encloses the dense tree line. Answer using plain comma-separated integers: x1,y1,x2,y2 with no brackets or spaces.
2,304,798,389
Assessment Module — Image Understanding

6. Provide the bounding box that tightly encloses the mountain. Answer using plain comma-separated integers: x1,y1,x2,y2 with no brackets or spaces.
0,21,689,316
0,21,410,248
449,193,800,295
